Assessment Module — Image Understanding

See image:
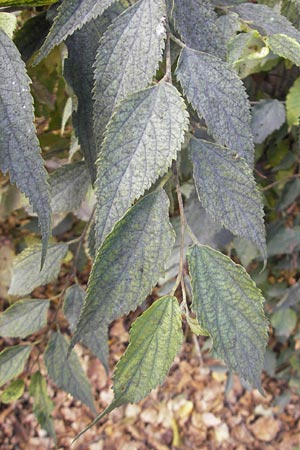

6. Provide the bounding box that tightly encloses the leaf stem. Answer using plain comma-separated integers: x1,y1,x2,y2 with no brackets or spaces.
163,32,172,83
170,33,186,49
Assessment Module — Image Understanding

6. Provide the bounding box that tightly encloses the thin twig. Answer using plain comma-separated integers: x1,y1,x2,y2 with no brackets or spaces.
71,206,96,276
170,33,186,49
163,32,172,83
261,173,300,191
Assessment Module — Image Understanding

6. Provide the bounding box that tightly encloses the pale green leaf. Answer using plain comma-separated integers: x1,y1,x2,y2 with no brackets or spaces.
0,345,32,387
64,4,125,182
0,380,25,404
188,245,268,389
49,162,90,213
190,139,266,259
34,0,116,64
93,0,166,149
267,34,300,66
0,30,51,266
70,190,175,368
29,371,56,442
176,47,254,166
271,308,297,338
8,243,68,296
0,298,49,338
0,0,57,5
286,77,300,126
63,285,109,372
95,82,188,246
186,315,209,336
167,0,226,58
44,332,96,413
74,296,183,438
0,13,17,39
251,100,286,144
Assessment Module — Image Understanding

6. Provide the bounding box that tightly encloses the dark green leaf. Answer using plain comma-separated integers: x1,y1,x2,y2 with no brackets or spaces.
29,371,56,442
278,178,300,211
188,245,268,389
14,13,51,63
190,138,267,260
49,162,90,213
0,345,32,387
0,30,51,266
70,190,175,368
267,226,300,256
44,332,96,413
63,285,109,372
74,296,183,438
34,0,116,64
0,298,49,338
93,0,166,149
0,380,25,404
8,242,68,296
95,82,188,246
176,47,254,166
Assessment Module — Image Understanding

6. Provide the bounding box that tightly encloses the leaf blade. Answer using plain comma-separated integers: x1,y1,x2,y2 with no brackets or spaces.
0,345,32,387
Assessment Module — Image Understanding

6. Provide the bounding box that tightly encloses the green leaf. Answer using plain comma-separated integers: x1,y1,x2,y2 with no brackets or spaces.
64,4,125,182
190,139,266,260
286,77,300,126
271,308,297,338
74,296,183,438
95,82,188,246
267,226,300,256
70,190,175,368
0,0,57,6
0,13,17,39
8,242,68,296
29,371,56,442
0,345,32,387
167,0,226,58
0,30,51,266
93,0,166,149
63,285,109,372
188,245,268,389
267,34,300,66
0,380,25,404
251,100,286,144
186,314,209,337
34,0,116,64
0,298,49,338
176,47,254,167
44,332,96,413
49,162,90,214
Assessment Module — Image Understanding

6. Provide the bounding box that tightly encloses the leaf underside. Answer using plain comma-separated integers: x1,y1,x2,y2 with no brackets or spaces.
95,82,189,246
70,190,175,369
188,245,268,390
0,30,51,265
190,138,267,261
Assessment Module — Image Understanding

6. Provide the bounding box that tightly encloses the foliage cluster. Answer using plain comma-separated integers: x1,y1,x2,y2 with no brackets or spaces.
0,0,300,442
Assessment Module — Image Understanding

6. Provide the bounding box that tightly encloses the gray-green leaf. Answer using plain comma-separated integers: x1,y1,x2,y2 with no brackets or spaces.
44,332,96,413
63,285,109,372
176,47,254,166
8,243,68,296
0,30,51,266
188,245,268,390
29,371,56,442
0,299,49,338
0,345,32,387
93,0,166,149
251,100,286,144
190,138,266,260
74,296,183,438
49,162,90,213
70,190,175,368
95,82,188,246
34,0,116,64
267,34,300,66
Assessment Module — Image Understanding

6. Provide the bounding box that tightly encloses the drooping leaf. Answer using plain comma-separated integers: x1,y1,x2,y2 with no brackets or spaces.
49,162,90,213
0,345,32,387
95,82,188,246
74,296,183,438
267,226,300,256
64,4,125,182
63,285,109,372
190,139,267,260
0,30,51,266
0,299,49,338
167,0,226,58
34,0,117,64
93,0,166,149
251,100,286,144
8,242,68,296
44,332,96,413
0,380,25,404
267,34,300,66
70,190,175,368
188,245,268,389
286,77,300,126
176,47,254,166
29,371,56,442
